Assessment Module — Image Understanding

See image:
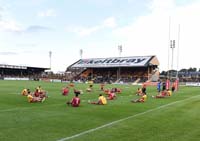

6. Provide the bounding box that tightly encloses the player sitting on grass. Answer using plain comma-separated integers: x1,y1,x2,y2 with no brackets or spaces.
167,89,172,96
62,86,69,96
104,89,110,94
131,93,147,103
107,91,117,100
86,87,92,92
88,94,107,105
34,88,48,98
136,87,142,96
66,94,80,107
152,89,172,98
21,88,31,96
74,89,83,95
88,80,93,88
100,83,105,91
27,94,45,103
69,81,75,87
111,87,122,94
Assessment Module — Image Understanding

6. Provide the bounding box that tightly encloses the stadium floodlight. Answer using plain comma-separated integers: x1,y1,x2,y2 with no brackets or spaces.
169,39,175,80
118,45,122,57
49,51,52,70
170,40,175,71
117,45,122,81
80,49,83,59
176,24,180,79
167,16,171,79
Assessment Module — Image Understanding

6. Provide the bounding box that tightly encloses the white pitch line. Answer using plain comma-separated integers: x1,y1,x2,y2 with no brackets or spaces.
57,95,200,141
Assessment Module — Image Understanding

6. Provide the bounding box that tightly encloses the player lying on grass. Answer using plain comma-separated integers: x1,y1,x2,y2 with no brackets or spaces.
88,94,107,105
131,93,147,103
66,94,81,107
152,89,172,98
27,94,45,103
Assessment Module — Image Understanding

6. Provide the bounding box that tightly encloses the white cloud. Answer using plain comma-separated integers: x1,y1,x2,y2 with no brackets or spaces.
38,9,57,17
149,0,175,14
112,0,200,71
68,25,101,36
103,17,117,28
0,20,22,32
66,17,117,36
0,5,23,32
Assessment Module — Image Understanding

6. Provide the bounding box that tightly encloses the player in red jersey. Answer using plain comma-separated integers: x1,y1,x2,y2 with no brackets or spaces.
152,89,171,98
62,86,69,96
66,94,81,107
107,92,117,100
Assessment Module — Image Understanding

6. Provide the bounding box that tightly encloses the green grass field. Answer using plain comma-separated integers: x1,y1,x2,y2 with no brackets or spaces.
0,80,200,141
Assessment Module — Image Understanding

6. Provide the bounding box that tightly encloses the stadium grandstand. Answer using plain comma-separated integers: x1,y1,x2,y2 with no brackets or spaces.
0,64,49,80
66,56,160,83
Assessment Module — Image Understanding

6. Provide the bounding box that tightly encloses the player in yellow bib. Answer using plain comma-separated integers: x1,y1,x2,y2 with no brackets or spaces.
89,94,107,105
21,89,28,96
131,93,147,103
167,89,172,96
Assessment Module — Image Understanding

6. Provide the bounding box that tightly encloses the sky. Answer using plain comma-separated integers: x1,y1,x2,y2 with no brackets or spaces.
0,0,200,73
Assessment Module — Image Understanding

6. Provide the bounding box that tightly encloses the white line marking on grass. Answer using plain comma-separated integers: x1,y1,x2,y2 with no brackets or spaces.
57,95,200,141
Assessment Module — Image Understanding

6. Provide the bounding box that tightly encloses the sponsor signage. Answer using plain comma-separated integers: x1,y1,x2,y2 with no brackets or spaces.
186,82,200,87
4,77,29,80
72,56,152,68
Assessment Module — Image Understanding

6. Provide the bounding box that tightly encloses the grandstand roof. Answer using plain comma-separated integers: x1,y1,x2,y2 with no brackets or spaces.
69,56,159,68
0,64,49,70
